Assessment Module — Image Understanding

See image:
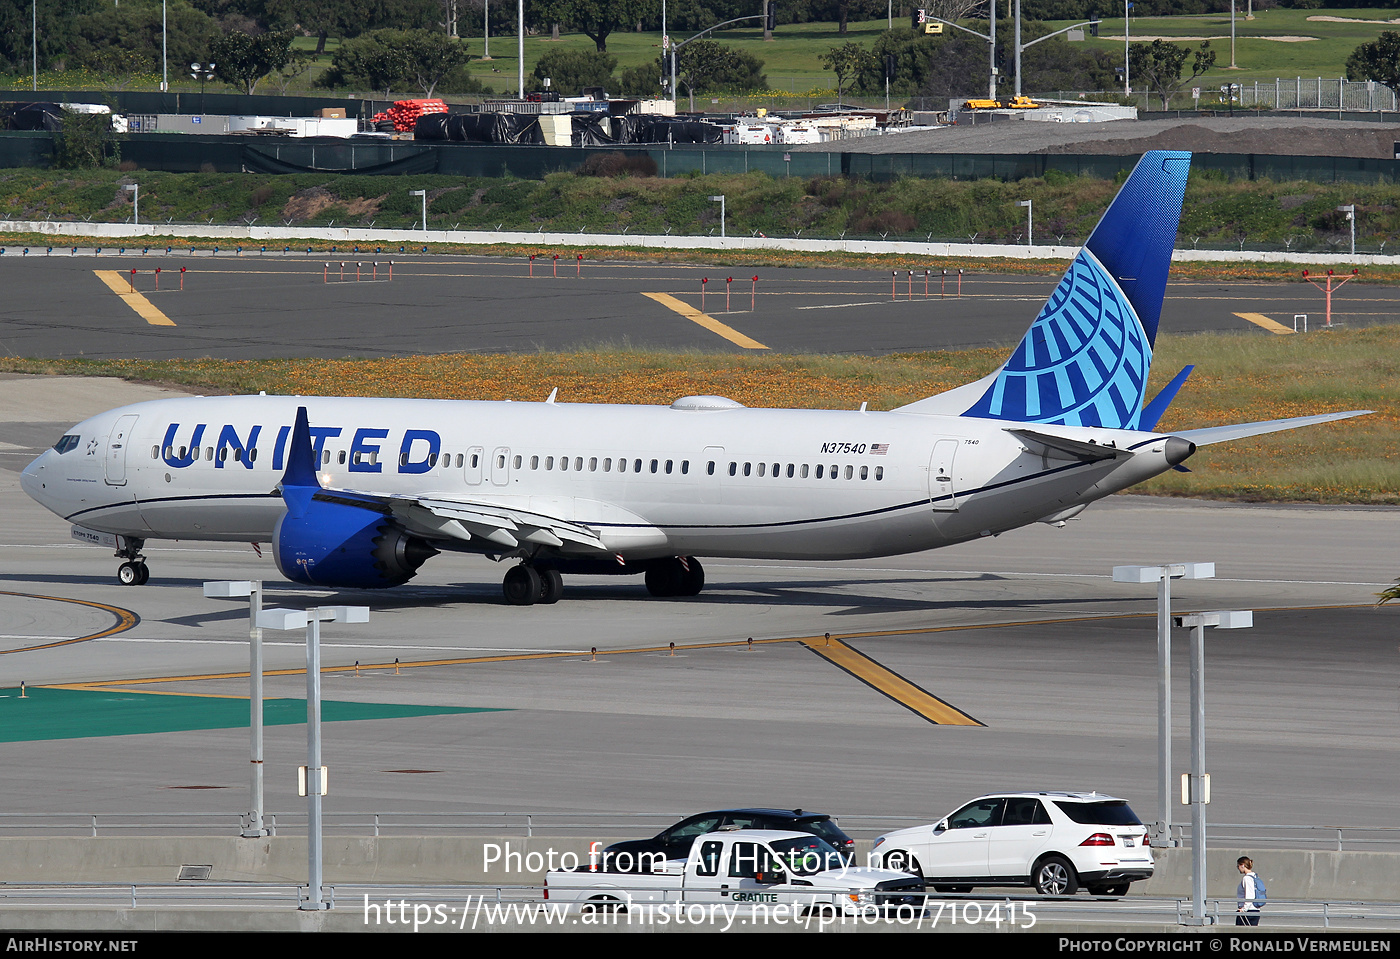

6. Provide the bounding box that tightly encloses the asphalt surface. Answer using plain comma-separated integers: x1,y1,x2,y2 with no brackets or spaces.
0,252,1394,358
1,376,1396,837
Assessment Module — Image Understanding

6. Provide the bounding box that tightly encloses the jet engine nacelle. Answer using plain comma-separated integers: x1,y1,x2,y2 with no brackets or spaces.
273,498,437,589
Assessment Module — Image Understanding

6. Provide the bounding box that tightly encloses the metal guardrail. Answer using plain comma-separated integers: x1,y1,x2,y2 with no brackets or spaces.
1,882,1398,930
2,812,1399,850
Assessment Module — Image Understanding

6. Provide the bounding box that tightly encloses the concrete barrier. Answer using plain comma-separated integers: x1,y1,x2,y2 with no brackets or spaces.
2,219,1396,266
1,836,1396,901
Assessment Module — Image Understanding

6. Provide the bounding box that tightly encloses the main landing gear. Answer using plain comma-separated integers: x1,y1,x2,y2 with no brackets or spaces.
644,556,704,598
115,537,149,586
499,556,705,605
501,564,564,606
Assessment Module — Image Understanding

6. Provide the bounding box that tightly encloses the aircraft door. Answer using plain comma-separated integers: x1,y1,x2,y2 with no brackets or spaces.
104,414,139,486
491,447,511,486
929,439,958,510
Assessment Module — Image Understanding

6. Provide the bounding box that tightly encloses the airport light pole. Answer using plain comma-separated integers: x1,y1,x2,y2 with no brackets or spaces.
1174,608,1253,926
1112,563,1215,847
256,604,371,910
123,184,139,226
708,195,725,238
1016,198,1032,246
410,189,428,232
203,580,269,837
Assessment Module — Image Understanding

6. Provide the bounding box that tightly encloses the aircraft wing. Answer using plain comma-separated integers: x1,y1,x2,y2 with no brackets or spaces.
388,495,609,553
1173,410,1373,446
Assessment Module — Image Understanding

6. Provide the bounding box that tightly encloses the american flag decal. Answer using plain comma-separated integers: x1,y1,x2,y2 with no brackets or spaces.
871,444,889,455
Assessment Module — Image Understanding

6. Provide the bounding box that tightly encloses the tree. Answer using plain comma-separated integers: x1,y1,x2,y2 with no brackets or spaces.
821,42,876,102
1129,39,1216,109
69,3,220,79
322,30,474,96
1346,31,1400,100
211,29,296,94
539,0,657,53
529,48,618,96
671,39,765,110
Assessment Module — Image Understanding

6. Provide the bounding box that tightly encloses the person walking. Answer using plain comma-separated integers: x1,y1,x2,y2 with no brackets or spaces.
1237,856,1264,925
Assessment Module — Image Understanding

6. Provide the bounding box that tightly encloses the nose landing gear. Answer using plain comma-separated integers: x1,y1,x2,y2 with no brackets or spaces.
115,537,149,586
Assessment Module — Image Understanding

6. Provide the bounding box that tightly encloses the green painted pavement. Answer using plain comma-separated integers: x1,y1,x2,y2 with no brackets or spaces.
0,687,506,742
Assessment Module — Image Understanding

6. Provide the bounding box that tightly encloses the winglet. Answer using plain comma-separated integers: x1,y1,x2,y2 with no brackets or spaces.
279,406,320,518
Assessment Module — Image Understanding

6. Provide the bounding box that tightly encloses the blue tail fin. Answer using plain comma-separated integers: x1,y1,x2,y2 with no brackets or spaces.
962,150,1191,429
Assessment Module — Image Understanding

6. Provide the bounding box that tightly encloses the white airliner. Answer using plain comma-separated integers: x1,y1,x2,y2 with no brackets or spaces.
21,150,1368,604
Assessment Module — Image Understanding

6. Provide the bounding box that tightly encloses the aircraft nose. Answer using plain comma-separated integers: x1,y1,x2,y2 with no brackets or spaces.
20,450,50,501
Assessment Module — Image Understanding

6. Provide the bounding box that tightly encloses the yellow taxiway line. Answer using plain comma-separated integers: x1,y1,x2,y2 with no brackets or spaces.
642,291,769,350
94,270,176,326
801,636,983,726
1233,311,1293,335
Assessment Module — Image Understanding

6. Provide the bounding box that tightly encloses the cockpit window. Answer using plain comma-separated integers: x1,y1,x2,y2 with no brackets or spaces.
53,435,81,454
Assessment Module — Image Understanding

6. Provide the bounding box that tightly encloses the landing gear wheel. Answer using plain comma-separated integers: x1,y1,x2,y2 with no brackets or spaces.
537,568,564,604
677,557,704,596
502,565,541,606
646,557,704,598
645,561,683,597
134,562,149,585
117,562,144,586
1033,855,1079,896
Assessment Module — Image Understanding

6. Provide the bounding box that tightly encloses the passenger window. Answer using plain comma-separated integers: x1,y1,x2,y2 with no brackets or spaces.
455,453,463,468
707,461,715,475
681,460,689,474
772,462,779,477
875,466,884,480
513,455,521,469
844,465,853,480
219,448,228,462
546,456,554,469
743,462,751,476
634,459,642,472
665,459,673,474
786,464,794,478
589,457,597,471
830,464,838,478
560,457,568,471
531,456,539,469
400,453,409,466
151,445,159,459
206,447,214,461
860,465,868,480
728,462,736,476
801,464,809,478
249,448,258,462
757,462,766,477
575,457,583,471
815,465,823,478
650,459,658,473
233,448,242,462
617,458,626,473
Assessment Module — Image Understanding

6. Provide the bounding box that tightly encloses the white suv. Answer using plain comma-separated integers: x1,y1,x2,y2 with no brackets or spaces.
871,791,1153,896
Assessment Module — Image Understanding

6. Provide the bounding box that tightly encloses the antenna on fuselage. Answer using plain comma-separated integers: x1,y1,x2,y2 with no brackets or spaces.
545,388,558,404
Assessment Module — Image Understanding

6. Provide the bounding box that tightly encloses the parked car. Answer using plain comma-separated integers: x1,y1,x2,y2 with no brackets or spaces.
601,808,855,871
871,791,1153,896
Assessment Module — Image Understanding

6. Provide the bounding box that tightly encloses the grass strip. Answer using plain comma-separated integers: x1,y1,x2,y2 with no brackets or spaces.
4,326,1395,505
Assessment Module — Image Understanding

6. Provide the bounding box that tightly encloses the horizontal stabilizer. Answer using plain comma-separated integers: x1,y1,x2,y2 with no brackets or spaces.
1137,365,1194,432
1007,427,1132,463
1174,410,1373,446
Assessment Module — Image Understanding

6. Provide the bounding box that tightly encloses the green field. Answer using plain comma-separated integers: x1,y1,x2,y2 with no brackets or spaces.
12,11,1396,101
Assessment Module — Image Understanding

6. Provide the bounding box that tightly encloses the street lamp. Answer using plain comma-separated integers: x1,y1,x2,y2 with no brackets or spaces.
203,580,269,837
1337,204,1355,255
255,604,371,910
708,195,725,238
123,183,139,226
410,189,428,232
1173,608,1253,926
1016,199,1032,247
1113,562,1216,846
190,62,216,113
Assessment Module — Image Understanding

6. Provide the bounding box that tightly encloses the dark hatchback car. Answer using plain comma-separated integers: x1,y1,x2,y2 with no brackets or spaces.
601,809,855,872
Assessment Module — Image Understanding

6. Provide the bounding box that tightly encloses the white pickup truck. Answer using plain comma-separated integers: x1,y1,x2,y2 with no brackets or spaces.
545,829,924,916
